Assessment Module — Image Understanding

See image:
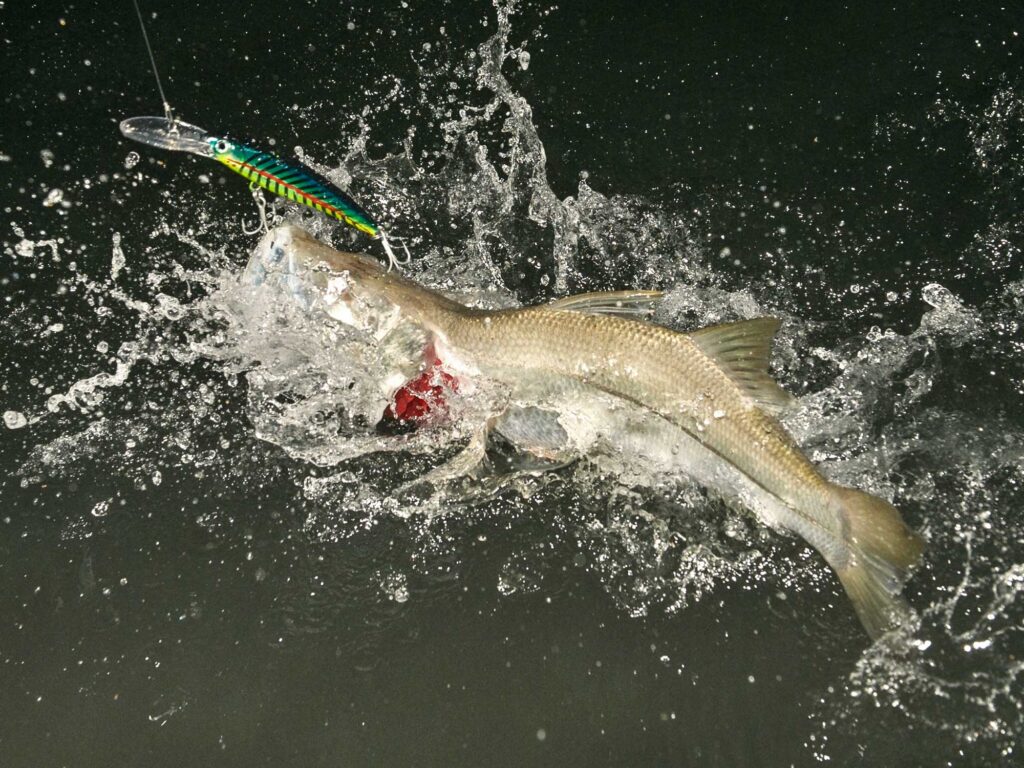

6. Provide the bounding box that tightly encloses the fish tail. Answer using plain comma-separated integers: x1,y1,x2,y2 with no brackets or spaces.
829,485,925,640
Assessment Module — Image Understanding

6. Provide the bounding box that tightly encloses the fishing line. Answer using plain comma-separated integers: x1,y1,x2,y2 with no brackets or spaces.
131,0,174,124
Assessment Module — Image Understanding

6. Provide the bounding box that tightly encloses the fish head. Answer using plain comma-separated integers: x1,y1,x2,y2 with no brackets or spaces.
244,225,403,335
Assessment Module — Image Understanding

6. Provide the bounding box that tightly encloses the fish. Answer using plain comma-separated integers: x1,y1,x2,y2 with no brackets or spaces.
249,223,925,639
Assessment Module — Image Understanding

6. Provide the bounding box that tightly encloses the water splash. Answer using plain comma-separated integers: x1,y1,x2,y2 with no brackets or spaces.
3,3,1024,764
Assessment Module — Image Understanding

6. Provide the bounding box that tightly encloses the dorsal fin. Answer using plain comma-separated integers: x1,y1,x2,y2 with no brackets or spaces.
546,290,664,318
689,317,794,414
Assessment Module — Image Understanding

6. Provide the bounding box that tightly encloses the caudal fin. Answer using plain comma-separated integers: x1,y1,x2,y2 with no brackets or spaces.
831,486,925,640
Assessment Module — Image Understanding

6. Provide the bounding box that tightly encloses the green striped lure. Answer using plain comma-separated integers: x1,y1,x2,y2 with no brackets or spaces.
210,137,378,237
121,1,407,269
120,116,409,271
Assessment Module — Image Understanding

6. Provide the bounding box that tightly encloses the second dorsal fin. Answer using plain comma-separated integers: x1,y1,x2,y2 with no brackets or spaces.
688,317,794,414
546,290,664,318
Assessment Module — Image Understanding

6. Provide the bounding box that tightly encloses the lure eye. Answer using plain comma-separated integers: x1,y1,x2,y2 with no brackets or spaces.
214,139,230,153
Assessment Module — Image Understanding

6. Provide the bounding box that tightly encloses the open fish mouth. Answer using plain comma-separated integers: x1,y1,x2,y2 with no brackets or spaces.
241,226,320,311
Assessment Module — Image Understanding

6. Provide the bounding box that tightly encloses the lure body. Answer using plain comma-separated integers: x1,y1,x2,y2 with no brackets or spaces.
209,138,378,236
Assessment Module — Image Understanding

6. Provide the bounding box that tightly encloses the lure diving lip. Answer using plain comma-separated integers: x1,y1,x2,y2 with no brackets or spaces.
120,116,214,157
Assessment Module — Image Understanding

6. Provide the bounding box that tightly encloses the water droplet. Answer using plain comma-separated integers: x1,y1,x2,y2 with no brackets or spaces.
3,410,27,429
921,282,956,309
111,232,125,281
42,188,64,207
381,571,409,603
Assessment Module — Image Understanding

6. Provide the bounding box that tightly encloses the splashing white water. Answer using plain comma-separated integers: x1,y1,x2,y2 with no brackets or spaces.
5,3,1024,764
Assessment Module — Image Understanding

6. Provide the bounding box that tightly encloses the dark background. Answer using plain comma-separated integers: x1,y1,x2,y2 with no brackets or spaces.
2,1,1022,766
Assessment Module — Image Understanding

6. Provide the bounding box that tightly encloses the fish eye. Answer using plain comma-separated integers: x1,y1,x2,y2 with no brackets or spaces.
214,139,230,153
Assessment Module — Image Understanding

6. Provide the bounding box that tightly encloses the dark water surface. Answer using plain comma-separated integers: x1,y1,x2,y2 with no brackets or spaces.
2,1,1023,766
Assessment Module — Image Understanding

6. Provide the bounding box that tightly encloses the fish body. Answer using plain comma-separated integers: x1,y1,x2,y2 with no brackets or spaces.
253,225,924,638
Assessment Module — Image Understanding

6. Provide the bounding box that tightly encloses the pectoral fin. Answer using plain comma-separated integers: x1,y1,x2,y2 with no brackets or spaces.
688,317,794,414
394,423,492,496
493,405,569,454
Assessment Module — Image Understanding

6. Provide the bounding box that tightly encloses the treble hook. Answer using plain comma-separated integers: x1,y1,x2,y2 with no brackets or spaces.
378,231,412,272
242,182,269,235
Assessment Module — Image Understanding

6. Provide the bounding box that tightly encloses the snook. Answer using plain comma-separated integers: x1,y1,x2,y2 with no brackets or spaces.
251,225,925,639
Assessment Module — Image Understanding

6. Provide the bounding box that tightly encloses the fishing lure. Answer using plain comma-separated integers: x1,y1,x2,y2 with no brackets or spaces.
120,117,407,269
121,1,408,270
